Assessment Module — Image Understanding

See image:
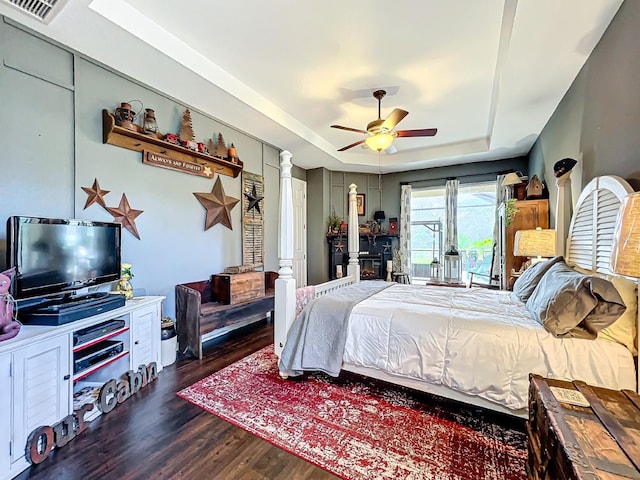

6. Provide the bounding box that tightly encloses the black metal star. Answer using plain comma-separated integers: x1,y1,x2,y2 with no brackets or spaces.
244,184,264,214
383,242,392,253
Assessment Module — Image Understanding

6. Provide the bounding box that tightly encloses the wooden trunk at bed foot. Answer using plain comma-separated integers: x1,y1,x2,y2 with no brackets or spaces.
526,374,640,480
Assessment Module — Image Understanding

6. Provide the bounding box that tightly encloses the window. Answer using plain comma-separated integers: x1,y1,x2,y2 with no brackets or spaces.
410,181,496,284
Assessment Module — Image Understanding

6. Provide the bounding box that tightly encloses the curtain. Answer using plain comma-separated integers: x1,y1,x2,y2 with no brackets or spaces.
400,185,412,275
444,179,459,251
490,174,508,279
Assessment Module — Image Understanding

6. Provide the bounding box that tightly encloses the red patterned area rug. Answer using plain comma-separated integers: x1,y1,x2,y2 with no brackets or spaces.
178,346,527,480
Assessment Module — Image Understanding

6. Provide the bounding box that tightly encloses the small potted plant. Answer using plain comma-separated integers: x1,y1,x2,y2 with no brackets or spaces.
327,208,340,234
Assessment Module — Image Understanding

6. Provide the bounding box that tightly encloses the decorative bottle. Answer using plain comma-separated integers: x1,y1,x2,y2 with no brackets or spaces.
117,274,134,300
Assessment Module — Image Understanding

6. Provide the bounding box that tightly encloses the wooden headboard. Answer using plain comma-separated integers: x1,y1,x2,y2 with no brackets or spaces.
566,175,638,392
566,175,633,274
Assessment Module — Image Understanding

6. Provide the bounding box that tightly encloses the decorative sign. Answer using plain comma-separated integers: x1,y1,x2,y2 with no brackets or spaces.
143,150,214,178
242,171,264,267
25,363,158,465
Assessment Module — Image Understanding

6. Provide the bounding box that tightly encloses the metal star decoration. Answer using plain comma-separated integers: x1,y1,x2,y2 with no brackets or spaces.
106,193,144,239
194,176,240,230
335,240,345,252
81,178,110,209
244,183,264,214
383,241,392,253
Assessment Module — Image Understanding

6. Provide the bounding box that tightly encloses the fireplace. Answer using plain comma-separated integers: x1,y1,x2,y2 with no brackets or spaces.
327,234,398,281
359,252,383,280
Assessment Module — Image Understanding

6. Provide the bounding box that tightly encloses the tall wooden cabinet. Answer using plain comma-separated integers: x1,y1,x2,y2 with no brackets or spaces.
497,199,549,289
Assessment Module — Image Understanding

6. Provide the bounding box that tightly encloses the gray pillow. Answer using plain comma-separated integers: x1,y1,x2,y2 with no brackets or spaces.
512,256,564,302
526,261,626,339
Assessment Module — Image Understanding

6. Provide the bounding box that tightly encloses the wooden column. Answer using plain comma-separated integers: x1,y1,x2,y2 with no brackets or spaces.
347,183,360,282
274,150,296,357
555,170,572,257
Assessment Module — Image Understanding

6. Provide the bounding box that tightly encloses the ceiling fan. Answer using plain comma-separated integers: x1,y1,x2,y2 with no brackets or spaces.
331,89,437,152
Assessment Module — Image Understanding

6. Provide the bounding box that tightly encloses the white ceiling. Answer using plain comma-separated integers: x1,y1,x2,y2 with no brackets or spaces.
0,0,623,173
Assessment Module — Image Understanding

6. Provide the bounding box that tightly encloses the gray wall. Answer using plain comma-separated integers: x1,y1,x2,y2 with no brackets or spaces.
0,18,282,318
529,0,640,227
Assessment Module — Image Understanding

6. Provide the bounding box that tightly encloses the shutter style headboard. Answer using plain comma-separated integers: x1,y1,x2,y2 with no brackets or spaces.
566,176,633,274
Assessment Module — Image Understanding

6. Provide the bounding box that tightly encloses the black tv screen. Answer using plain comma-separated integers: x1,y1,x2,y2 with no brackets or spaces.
7,216,122,300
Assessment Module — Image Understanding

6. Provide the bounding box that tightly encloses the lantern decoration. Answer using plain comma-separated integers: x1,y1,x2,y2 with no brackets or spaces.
429,258,441,282
443,245,461,284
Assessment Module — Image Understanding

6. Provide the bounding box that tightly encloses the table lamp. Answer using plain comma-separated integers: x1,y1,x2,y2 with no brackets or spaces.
513,227,556,264
611,192,640,279
374,210,386,225
502,172,523,200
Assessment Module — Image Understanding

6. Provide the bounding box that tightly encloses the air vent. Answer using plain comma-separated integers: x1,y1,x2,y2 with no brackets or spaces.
2,0,68,24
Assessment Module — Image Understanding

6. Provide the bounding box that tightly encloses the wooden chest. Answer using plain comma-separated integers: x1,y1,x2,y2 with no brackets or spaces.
527,374,640,480
211,271,265,305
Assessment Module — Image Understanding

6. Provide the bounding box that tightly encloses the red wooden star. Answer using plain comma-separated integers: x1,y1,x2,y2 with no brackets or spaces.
81,178,110,209
107,193,144,239
194,176,240,230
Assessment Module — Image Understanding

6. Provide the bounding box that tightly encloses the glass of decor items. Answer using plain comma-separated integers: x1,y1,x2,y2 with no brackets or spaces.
117,263,134,300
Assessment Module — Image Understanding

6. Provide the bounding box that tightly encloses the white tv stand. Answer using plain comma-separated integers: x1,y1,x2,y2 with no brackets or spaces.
0,296,164,480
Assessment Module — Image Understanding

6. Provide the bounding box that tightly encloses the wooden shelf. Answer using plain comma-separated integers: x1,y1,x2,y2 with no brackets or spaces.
73,350,129,382
73,326,130,353
102,109,243,178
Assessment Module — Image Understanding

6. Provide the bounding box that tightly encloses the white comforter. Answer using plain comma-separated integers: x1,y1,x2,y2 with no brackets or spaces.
343,283,636,410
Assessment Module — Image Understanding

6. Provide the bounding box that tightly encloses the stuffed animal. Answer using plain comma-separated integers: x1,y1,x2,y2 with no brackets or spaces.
0,268,21,342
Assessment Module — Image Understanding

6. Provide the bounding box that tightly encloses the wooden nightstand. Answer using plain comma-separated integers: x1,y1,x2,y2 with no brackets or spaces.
527,374,640,479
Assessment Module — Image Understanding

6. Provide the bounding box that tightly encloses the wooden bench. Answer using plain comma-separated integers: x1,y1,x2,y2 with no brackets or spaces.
175,272,277,359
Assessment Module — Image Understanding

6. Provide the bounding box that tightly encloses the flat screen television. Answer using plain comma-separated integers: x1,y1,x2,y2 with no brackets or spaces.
6,216,122,302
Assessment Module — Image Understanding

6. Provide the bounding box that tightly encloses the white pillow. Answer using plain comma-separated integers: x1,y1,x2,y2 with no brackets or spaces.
573,265,637,355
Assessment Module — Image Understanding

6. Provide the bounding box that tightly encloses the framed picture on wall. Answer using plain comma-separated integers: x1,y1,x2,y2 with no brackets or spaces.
348,193,366,216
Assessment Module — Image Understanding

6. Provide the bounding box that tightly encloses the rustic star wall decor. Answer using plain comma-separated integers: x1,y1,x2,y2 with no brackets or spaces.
193,176,240,230
107,193,144,240
244,184,264,214
81,178,110,209
335,240,345,252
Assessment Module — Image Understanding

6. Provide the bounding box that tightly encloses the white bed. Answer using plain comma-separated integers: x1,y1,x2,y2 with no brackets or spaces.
274,151,639,417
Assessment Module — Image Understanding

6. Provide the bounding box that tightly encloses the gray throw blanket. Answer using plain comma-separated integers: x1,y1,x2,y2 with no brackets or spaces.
278,281,392,377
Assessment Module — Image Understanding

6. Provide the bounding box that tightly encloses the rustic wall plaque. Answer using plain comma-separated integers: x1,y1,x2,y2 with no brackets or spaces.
143,150,214,178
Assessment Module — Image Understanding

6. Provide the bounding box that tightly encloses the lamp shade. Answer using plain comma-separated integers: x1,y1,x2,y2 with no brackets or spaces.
374,210,386,221
611,192,640,277
513,228,556,258
365,133,394,152
502,172,522,186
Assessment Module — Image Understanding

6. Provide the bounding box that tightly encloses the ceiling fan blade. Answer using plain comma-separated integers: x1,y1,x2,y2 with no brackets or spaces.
381,108,409,131
331,124,368,134
396,128,438,137
338,139,366,151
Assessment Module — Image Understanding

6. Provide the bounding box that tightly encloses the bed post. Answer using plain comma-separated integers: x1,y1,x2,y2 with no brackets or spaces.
347,183,360,282
274,150,296,357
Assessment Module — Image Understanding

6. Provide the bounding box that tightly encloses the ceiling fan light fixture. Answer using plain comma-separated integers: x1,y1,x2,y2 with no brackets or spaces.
365,132,394,152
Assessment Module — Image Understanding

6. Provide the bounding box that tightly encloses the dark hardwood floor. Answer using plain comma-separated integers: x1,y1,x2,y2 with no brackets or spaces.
17,320,337,480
